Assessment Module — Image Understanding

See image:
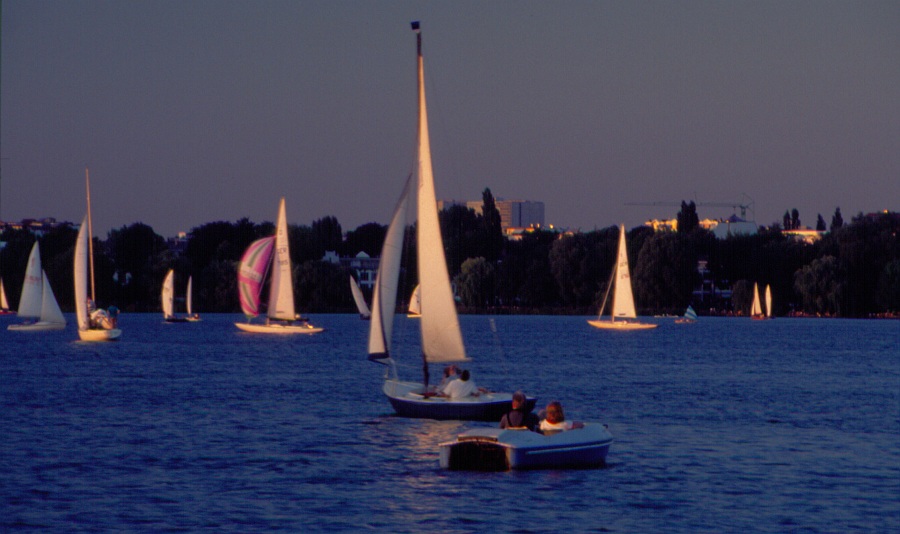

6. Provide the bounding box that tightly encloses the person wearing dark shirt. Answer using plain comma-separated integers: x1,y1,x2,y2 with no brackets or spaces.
499,391,539,431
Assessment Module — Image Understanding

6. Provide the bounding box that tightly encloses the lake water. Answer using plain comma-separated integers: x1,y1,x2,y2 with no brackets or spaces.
1,313,897,532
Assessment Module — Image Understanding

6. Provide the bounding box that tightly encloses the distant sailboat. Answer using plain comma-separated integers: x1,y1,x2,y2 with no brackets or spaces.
765,284,773,319
750,282,772,320
75,168,121,341
7,242,66,331
235,198,323,334
0,277,16,314
407,284,421,317
675,305,698,324
185,276,201,321
161,269,189,323
350,275,371,320
588,225,658,331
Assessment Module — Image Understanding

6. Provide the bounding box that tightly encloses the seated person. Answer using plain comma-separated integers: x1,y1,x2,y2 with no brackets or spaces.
436,365,460,394
440,369,480,399
539,400,584,432
500,391,539,431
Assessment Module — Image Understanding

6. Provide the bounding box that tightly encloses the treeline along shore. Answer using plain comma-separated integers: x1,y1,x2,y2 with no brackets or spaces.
2,195,898,319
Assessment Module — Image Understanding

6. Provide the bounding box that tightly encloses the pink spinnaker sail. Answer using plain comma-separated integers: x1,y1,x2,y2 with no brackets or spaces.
237,236,275,317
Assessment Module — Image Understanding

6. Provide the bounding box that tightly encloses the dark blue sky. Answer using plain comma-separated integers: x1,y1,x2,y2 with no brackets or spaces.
2,1,898,237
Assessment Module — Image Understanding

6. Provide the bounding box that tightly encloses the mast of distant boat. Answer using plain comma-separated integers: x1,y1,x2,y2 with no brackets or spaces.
85,167,96,304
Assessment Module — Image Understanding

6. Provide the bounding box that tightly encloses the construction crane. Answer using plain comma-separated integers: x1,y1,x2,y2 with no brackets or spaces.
626,196,755,219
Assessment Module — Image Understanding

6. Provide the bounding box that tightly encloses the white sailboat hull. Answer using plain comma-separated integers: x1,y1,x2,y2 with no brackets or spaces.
78,328,122,341
383,380,536,421
235,321,324,334
587,319,657,331
8,321,66,332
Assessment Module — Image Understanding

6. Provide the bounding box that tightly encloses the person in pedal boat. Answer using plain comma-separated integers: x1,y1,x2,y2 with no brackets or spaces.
499,391,539,431
539,401,584,432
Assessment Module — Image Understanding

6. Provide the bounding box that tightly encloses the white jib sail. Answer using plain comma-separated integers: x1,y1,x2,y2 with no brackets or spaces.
39,271,66,325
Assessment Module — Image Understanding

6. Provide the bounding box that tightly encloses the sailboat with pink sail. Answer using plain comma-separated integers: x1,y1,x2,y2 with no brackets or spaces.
234,198,323,334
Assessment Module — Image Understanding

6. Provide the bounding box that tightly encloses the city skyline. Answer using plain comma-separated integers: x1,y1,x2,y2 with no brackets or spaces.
2,1,898,238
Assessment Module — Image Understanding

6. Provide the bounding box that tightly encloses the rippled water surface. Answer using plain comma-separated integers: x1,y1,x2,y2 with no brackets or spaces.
1,314,898,532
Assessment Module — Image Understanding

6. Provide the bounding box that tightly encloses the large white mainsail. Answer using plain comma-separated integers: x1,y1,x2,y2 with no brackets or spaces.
186,276,194,315
268,197,296,322
611,225,637,321
74,216,91,331
162,269,175,318
414,25,466,365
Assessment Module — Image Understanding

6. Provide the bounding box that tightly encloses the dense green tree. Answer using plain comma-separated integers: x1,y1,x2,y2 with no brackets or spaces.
311,216,343,260
439,204,481,278
480,188,504,263
106,223,168,312
794,255,844,316
343,222,387,258
831,207,844,231
677,201,700,234
633,232,696,313
295,259,351,312
816,214,826,231
455,257,496,308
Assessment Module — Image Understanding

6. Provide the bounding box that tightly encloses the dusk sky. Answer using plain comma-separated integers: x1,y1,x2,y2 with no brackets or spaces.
2,1,898,238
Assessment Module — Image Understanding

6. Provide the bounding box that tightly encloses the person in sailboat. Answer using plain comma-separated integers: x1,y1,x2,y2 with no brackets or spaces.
499,391,540,431
436,365,460,394
539,401,584,432
438,369,481,399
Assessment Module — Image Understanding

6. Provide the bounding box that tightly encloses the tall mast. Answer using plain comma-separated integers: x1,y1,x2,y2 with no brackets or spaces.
85,167,96,302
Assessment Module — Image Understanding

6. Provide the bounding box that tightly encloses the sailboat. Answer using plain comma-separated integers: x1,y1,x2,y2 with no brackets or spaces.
350,275,371,320
675,305,698,324
161,269,189,323
75,168,121,341
751,283,773,320
235,198,323,334
0,277,14,315
407,284,421,317
588,225,658,331
366,22,535,421
7,242,66,331
185,276,201,321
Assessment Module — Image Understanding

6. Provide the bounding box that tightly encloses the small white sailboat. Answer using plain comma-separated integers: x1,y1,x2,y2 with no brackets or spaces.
350,275,371,320
407,284,421,317
750,282,768,320
588,225,658,331
765,284,773,319
161,269,189,323
235,198,323,334
75,168,121,342
675,305,698,324
7,242,66,331
366,22,534,421
0,277,15,314
185,276,201,322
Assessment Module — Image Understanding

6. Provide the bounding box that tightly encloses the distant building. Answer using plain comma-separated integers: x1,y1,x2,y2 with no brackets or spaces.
438,198,545,230
0,217,76,236
782,228,824,244
323,250,379,290
644,214,758,238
